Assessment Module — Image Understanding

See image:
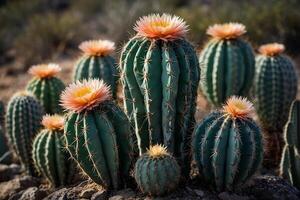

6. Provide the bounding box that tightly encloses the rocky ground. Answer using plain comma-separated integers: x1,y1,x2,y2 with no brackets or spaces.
0,162,299,200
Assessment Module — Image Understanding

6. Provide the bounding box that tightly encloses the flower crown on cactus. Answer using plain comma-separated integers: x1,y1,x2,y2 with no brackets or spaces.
28,63,61,79
147,145,169,158
207,23,246,40
79,40,115,56
223,96,254,119
258,43,285,56
42,114,64,131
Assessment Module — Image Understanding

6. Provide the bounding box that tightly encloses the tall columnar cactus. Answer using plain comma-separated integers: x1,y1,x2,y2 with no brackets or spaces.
199,23,255,106
280,100,300,189
120,14,200,176
26,63,65,114
193,96,263,191
32,115,76,187
134,145,180,196
73,40,118,97
254,43,298,167
61,79,134,189
6,92,44,175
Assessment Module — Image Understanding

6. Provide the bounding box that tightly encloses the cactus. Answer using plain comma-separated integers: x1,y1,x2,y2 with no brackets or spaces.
32,115,76,187
280,100,300,189
199,23,255,106
254,43,298,167
26,63,65,114
120,14,200,177
134,145,180,196
73,40,118,97
61,79,134,189
193,96,263,191
0,101,10,163
6,92,44,175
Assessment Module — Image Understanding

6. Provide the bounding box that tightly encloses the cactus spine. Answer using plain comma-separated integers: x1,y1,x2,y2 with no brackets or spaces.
6,92,43,175
73,40,118,97
134,145,180,196
254,43,298,167
32,115,76,187
199,23,255,106
193,96,263,191
26,63,65,114
120,14,200,177
61,79,134,189
280,100,300,189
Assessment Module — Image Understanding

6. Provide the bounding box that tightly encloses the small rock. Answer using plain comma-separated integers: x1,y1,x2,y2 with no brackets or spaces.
109,195,124,200
91,190,108,200
109,188,136,200
43,188,68,200
0,164,21,182
194,189,204,197
9,187,49,200
80,188,97,199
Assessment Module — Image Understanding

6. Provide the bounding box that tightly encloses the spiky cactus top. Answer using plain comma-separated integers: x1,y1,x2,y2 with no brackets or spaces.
255,43,298,132
73,40,118,97
32,115,76,187
193,96,263,191
6,91,44,175
134,145,180,196
199,23,255,106
280,100,300,188
61,79,134,189
26,63,65,114
120,13,200,177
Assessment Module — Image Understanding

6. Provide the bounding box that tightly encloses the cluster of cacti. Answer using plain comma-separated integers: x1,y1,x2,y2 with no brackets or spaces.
134,145,180,196
61,79,134,189
32,115,76,187
26,63,65,114
73,40,118,97
120,14,200,177
280,100,300,189
0,101,10,163
193,96,263,191
6,92,44,175
254,43,298,167
199,23,255,106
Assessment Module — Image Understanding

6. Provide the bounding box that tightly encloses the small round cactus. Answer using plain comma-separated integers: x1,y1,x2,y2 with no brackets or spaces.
26,63,65,114
134,145,180,196
32,115,76,187
193,96,263,191
73,40,118,97
6,91,44,175
61,79,134,189
199,23,255,106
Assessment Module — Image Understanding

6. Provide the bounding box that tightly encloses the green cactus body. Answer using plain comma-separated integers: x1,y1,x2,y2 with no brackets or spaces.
280,100,300,188
134,145,180,196
120,14,200,178
73,40,118,97
26,64,65,114
0,101,9,163
193,97,263,191
254,48,298,132
32,115,76,187
6,92,43,175
199,24,255,106
61,79,134,189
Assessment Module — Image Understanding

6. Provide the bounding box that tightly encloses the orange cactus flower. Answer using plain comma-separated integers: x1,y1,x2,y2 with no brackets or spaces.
28,63,61,79
60,79,111,113
147,144,169,158
79,40,115,56
42,114,64,131
134,13,188,41
207,23,246,40
258,43,285,56
223,96,254,119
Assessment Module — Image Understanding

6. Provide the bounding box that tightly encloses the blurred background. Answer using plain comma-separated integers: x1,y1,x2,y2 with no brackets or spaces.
0,0,299,102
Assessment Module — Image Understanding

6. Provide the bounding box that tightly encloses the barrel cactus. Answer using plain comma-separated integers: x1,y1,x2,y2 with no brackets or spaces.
32,115,76,187
280,100,300,189
26,63,65,114
61,79,134,189
199,23,255,106
254,43,298,167
6,92,44,175
73,40,118,97
193,96,263,191
134,145,180,196
120,13,200,176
